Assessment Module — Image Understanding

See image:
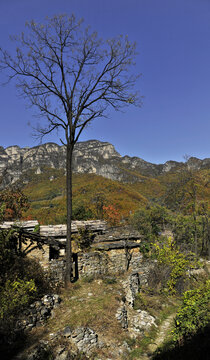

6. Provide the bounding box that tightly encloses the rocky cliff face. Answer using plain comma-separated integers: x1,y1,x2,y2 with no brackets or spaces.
0,140,209,188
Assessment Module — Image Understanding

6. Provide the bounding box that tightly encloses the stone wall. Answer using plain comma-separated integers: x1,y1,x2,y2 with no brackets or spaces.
1,221,153,285
26,242,154,286
0,294,61,348
48,249,154,286
78,248,142,277
49,259,65,285
116,273,157,338
17,294,61,332
23,243,50,269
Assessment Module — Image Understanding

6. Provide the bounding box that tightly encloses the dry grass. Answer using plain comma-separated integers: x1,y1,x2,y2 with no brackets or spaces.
46,277,126,342
11,275,182,360
15,276,127,359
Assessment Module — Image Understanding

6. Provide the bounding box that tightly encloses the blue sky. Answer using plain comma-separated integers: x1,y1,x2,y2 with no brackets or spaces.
0,0,210,164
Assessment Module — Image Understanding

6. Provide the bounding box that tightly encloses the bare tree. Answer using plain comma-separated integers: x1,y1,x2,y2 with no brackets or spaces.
0,14,142,286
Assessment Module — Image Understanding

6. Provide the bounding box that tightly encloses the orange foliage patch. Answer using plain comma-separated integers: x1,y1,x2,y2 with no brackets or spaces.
103,205,121,226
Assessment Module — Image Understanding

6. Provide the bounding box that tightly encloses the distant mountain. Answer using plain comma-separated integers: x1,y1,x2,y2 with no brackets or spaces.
0,140,209,188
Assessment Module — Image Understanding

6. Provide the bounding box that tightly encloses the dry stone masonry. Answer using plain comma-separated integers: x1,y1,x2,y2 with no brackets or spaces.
128,309,157,337
1,221,154,286
1,221,161,358
16,294,61,332
116,272,157,337
64,326,98,355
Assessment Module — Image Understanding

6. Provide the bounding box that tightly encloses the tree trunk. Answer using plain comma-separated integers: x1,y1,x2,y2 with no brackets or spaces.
201,216,205,256
65,143,74,287
206,216,210,261
193,212,197,258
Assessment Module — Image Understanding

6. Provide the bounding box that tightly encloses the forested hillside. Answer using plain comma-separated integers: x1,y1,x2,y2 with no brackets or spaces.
15,167,209,225
0,163,209,359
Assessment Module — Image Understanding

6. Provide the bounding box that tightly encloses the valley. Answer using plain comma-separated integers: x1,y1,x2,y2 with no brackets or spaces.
0,140,209,359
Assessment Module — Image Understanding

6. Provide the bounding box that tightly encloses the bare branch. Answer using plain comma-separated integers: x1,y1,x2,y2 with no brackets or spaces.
0,14,142,285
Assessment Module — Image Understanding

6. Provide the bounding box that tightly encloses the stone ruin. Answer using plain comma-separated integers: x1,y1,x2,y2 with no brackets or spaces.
0,220,158,358
1,220,148,284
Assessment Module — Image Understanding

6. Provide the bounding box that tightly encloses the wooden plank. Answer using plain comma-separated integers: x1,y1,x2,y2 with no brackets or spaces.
92,241,140,251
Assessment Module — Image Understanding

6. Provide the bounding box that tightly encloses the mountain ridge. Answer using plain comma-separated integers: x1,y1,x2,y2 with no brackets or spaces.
0,140,209,188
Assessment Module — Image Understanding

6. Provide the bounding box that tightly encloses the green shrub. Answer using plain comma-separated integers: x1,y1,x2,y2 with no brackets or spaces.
11,256,51,296
0,229,50,294
0,229,18,286
151,237,197,295
33,224,40,233
131,205,172,255
74,227,95,251
132,205,171,236
103,276,117,285
72,204,94,220
173,280,210,341
0,278,37,320
139,240,151,257
133,293,147,310
82,275,95,283
0,228,50,337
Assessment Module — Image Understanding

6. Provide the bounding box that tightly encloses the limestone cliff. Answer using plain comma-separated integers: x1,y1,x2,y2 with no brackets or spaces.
0,140,209,188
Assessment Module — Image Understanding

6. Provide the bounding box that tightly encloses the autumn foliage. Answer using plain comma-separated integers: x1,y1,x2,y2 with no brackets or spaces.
103,204,121,226
4,167,209,227
0,189,29,221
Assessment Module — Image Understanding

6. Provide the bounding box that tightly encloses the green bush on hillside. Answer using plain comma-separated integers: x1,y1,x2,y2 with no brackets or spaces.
173,280,210,342
72,204,94,220
131,205,172,254
172,213,210,257
148,237,197,295
0,228,50,336
0,278,37,321
74,227,95,251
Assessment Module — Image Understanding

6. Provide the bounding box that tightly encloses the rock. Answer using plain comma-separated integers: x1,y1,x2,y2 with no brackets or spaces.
63,326,72,338
34,300,42,307
30,308,37,315
70,327,98,354
56,346,65,355
36,322,43,328
23,309,30,316
26,341,50,360
123,272,141,308
54,346,70,360
98,340,105,348
122,340,131,352
42,294,53,306
13,293,61,334
51,310,56,318
1,140,209,189
53,294,62,303
74,333,84,342
128,309,156,337
27,324,35,330
28,316,34,324
55,351,69,360
41,307,50,317
116,303,128,329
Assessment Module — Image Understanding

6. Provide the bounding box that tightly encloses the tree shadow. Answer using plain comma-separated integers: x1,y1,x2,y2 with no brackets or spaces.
152,325,210,360
0,326,49,360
